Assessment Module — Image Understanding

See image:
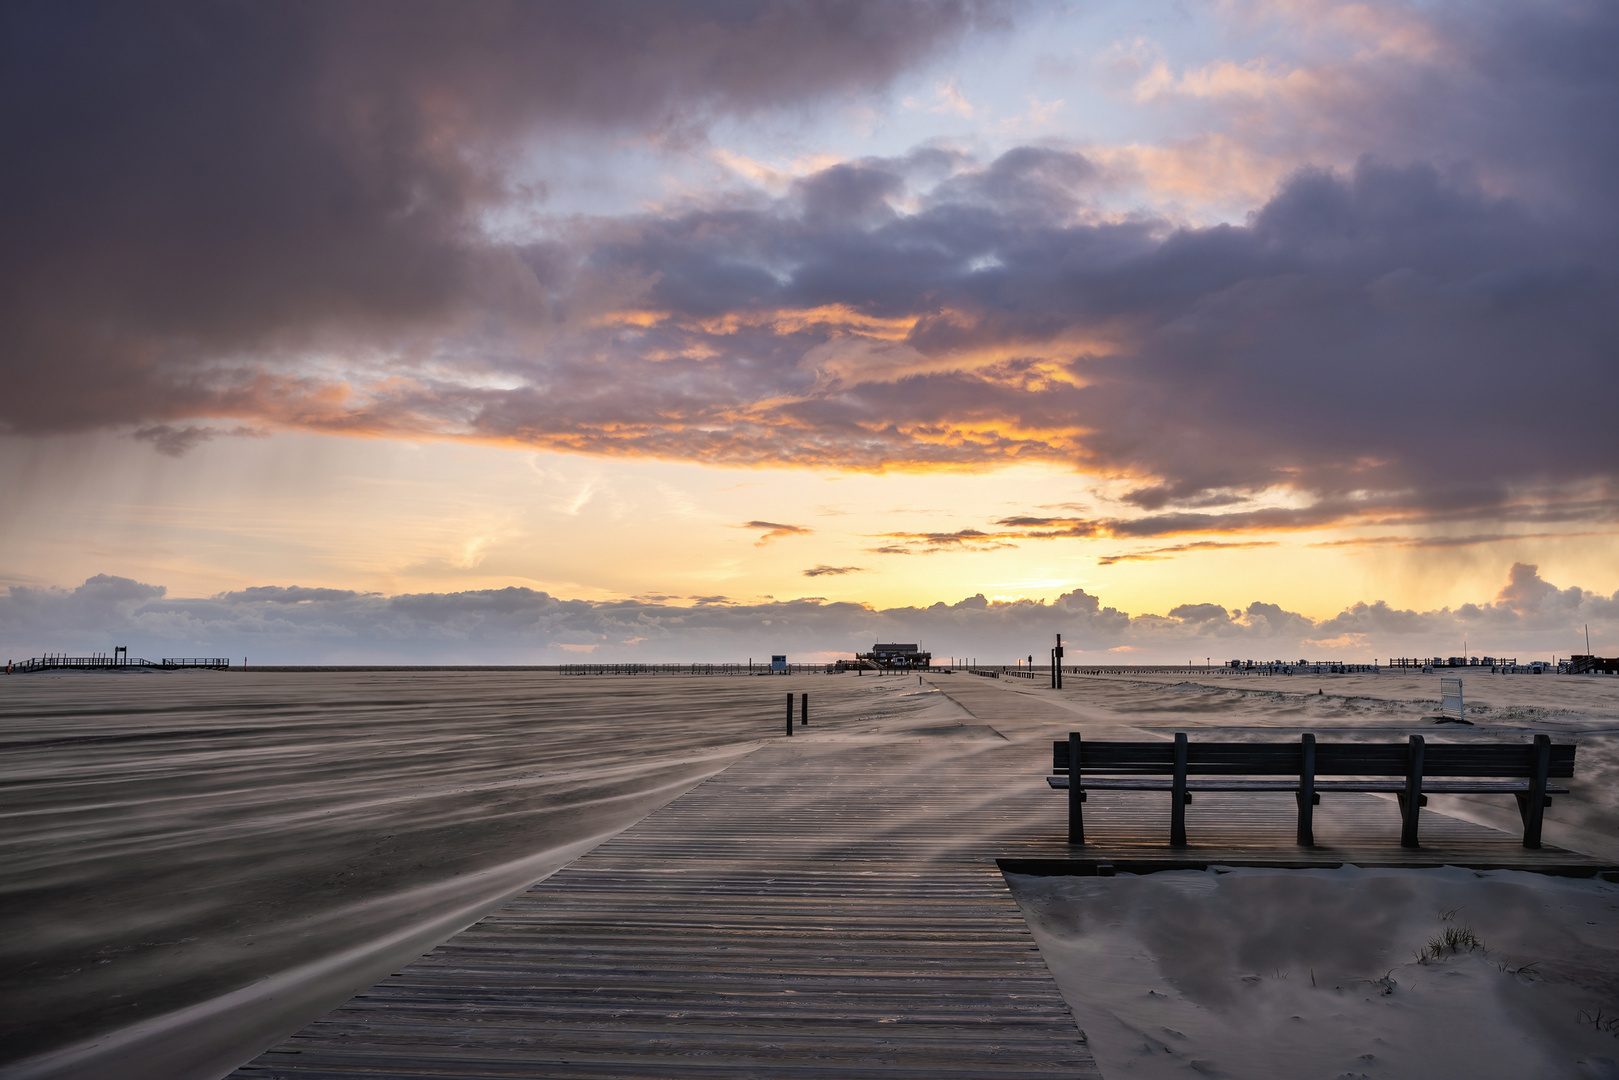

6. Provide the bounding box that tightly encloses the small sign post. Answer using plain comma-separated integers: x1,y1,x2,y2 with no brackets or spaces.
1440,677,1464,722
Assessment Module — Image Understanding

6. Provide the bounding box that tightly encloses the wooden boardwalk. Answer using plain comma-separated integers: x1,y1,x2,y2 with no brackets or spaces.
233,725,1102,1079
233,676,1602,1080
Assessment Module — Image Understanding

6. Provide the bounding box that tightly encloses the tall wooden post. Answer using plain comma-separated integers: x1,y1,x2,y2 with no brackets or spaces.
785,693,794,736
800,692,808,728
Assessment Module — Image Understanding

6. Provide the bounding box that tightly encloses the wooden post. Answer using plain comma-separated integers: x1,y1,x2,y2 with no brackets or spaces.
785,693,794,736
800,692,808,728
1296,732,1316,847
1171,732,1188,847
1400,734,1425,847
1067,732,1084,845
1522,733,1550,848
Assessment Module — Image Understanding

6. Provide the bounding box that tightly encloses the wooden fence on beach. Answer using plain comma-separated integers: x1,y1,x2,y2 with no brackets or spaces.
558,662,830,676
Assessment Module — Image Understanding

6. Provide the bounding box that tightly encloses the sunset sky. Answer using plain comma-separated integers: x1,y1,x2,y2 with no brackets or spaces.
2,0,1615,663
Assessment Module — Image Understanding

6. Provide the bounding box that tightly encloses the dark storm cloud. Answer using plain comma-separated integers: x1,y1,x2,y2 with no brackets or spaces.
428,147,1613,535
0,0,997,432
5,564,1614,664
130,424,266,457
4,1,1617,545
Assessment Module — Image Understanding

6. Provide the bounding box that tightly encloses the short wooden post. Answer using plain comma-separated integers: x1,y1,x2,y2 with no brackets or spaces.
1296,732,1316,846
785,693,794,736
1171,732,1188,847
800,692,808,728
1067,732,1084,845
1523,733,1550,848
1400,734,1425,847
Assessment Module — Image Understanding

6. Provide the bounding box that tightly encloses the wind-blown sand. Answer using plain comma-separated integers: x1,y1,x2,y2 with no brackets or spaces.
1010,865,1619,1079
4,666,1617,1079
0,669,932,1078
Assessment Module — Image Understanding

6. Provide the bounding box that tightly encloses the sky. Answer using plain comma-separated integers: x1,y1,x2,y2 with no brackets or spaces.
2,0,1616,664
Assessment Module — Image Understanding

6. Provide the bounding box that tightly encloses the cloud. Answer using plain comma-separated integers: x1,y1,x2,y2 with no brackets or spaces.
29,144,1607,542
743,520,813,545
2,2,1617,551
1310,531,1613,550
802,565,865,577
0,0,995,435
867,529,1020,554
1096,540,1278,566
131,424,268,457
6,564,1613,665
217,586,371,604
903,75,976,117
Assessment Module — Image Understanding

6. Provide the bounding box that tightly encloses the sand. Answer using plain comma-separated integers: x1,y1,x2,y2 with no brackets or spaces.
994,669,1619,1079
1009,865,1619,1079
4,665,1617,1079
0,669,932,1079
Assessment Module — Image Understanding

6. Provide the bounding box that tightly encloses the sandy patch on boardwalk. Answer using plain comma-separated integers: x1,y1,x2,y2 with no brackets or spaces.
1008,865,1619,1080
0,669,939,1080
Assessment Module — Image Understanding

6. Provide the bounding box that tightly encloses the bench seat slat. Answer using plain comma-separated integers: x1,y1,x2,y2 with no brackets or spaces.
1046,776,1569,794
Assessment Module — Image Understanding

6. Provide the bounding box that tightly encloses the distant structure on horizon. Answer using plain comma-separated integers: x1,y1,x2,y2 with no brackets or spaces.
9,650,230,673
1222,659,1380,675
837,643,932,671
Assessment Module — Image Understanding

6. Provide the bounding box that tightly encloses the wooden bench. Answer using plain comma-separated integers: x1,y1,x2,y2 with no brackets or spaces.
1048,732,1573,849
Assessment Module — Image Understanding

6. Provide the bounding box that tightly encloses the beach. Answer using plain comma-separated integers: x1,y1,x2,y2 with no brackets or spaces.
0,669,935,1077
4,667,1619,1078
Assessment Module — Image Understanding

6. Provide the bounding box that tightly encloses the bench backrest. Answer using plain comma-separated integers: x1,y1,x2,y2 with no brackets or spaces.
1052,738,1575,778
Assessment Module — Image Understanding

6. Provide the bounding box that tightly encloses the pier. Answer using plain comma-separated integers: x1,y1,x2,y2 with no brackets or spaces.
233,674,1602,1079
11,654,230,673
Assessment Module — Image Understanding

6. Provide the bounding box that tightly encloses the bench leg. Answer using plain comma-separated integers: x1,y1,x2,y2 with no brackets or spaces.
1295,792,1319,846
1067,733,1084,845
1171,732,1188,847
1523,733,1551,849
1400,735,1425,848
1297,733,1316,847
